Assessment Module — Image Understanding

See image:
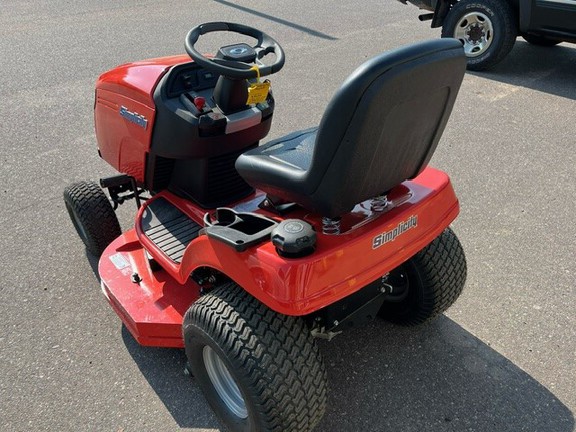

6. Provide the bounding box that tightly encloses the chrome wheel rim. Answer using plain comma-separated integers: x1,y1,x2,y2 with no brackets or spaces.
203,345,248,419
454,12,494,57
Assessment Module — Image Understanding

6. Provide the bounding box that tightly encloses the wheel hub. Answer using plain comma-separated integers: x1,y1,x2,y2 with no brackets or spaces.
203,345,248,419
68,202,89,241
466,23,485,44
382,267,410,302
454,12,494,57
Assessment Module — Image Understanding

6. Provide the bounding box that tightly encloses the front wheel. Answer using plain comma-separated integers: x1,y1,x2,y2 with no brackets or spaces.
378,227,467,326
441,0,518,71
183,282,327,432
63,180,121,257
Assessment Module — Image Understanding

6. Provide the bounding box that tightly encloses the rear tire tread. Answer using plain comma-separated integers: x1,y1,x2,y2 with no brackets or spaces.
184,283,327,431
381,227,467,326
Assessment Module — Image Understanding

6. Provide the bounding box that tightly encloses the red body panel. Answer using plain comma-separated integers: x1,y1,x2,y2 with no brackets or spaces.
99,167,459,347
99,231,199,348
94,55,191,182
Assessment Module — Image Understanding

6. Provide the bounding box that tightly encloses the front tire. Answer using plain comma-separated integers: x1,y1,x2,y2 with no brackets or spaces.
63,180,121,257
378,227,467,325
183,282,327,432
441,0,518,71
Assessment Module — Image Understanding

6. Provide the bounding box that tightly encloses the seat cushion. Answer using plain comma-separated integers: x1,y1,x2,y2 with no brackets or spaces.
235,127,318,198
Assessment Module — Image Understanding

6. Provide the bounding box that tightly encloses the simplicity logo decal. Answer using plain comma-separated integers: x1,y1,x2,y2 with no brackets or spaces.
372,215,418,249
119,106,148,129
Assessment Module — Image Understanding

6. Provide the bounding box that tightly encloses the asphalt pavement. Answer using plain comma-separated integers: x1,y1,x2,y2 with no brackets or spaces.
1,1,574,431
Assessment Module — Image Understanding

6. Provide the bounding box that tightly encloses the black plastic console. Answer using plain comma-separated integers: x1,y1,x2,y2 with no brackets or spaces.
203,208,278,252
147,62,276,208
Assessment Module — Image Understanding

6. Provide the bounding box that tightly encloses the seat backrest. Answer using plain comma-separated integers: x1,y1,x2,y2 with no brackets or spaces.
307,38,466,217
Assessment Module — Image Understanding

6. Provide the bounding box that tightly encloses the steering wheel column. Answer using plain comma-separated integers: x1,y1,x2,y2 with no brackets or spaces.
212,76,248,114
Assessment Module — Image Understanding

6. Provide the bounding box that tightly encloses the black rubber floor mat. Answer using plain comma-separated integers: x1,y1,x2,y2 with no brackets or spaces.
141,197,201,263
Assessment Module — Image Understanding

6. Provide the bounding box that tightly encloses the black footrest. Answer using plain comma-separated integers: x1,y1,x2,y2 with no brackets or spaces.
141,198,201,263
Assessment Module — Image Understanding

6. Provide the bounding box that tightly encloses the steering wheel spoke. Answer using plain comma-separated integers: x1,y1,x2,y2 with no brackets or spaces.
254,46,270,58
254,58,267,69
211,57,254,70
185,22,285,79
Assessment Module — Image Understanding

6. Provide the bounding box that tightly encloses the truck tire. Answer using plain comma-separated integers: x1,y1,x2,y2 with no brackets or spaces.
522,34,560,47
378,227,467,326
441,0,518,71
183,282,327,432
63,180,121,257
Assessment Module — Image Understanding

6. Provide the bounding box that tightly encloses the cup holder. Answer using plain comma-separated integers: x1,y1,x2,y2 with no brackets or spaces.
203,208,278,251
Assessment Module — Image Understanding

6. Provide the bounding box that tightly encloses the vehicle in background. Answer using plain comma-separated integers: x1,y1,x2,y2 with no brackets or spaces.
398,0,576,70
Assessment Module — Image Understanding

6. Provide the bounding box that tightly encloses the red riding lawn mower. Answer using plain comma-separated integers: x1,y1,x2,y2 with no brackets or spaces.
64,22,468,431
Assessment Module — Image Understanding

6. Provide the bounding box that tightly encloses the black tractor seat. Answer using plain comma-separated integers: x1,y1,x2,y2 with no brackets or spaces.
235,39,467,218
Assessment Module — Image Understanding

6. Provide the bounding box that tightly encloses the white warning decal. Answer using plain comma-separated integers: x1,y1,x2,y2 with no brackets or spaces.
109,253,130,270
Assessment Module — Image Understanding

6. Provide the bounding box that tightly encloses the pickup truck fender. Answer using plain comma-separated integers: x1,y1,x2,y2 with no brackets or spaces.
429,0,520,29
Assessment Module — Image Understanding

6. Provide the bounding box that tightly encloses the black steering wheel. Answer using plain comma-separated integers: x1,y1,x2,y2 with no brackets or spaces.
185,22,285,79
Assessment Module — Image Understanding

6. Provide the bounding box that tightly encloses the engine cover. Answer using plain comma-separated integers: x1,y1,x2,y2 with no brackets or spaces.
94,55,275,207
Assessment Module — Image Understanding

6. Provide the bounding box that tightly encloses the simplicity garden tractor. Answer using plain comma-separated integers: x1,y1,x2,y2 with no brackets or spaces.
64,22,468,431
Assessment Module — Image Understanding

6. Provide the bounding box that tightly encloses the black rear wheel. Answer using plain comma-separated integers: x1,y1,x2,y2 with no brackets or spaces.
378,227,467,325
183,282,327,432
63,180,121,257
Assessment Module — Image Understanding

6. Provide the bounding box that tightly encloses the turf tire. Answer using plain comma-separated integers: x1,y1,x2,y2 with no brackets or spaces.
63,180,121,257
378,227,467,326
183,282,327,432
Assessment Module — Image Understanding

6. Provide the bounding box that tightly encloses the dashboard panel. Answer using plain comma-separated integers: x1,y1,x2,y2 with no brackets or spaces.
165,62,221,98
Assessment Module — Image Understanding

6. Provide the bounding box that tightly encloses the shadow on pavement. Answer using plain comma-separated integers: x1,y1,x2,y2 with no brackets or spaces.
121,326,222,429
122,316,573,431
212,0,338,41
472,40,576,101
86,250,101,282
317,317,573,431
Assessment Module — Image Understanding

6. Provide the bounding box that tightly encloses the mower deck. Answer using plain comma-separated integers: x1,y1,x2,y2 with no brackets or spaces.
99,231,200,348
